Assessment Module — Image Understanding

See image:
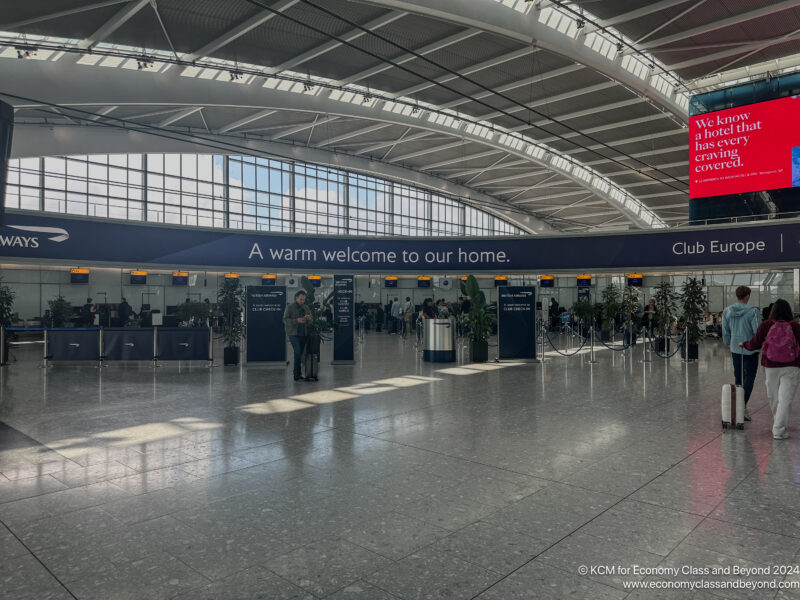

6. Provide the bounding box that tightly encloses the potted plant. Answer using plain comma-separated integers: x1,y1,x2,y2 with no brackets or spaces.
47,296,72,328
653,280,678,353
461,275,494,362
0,276,14,364
599,283,620,341
176,300,211,327
680,277,707,360
621,285,640,345
217,278,244,365
299,276,332,357
571,300,594,338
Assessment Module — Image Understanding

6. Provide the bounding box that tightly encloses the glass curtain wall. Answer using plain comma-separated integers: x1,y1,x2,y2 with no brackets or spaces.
6,153,523,237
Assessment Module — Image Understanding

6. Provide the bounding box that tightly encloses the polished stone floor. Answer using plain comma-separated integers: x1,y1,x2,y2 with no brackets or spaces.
1,332,800,599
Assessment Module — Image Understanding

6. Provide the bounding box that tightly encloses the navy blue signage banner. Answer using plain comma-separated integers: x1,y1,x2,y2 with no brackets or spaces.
246,286,286,363
3,211,800,271
333,275,354,364
498,287,537,360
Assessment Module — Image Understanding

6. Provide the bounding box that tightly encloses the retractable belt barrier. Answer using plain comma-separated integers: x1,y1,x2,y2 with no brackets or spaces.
540,319,689,361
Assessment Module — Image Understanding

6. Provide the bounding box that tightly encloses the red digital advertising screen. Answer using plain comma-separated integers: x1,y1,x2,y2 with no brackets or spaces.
689,95,800,199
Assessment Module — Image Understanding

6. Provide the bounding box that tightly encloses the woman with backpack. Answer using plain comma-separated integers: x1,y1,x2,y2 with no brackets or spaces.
740,299,800,439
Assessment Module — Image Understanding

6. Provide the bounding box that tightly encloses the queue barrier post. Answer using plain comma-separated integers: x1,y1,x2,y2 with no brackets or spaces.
153,327,159,368
208,326,213,367
588,325,597,364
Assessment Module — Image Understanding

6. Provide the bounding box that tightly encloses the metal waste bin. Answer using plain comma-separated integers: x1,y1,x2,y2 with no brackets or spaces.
423,318,455,362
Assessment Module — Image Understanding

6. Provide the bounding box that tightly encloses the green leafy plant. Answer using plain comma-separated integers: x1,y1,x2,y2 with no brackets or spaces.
653,280,678,337
600,283,621,330
570,300,593,336
176,301,211,325
461,275,495,343
622,285,640,325
300,276,332,337
571,299,592,322
0,276,15,328
217,278,244,348
680,277,708,345
48,296,72,328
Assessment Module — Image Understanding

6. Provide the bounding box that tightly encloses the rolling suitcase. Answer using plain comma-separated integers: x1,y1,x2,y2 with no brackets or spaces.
722,353,745,430
302,335,320,381
302,352,319,381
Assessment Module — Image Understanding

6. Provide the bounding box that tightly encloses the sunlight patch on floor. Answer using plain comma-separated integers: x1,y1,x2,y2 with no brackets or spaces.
240,399,315,415
290,390,358,404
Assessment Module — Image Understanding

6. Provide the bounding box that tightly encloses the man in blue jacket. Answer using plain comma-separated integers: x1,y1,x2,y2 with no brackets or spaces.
722,285,762,420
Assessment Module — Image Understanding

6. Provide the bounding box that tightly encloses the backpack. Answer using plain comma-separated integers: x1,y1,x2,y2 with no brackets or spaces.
764,321,800,363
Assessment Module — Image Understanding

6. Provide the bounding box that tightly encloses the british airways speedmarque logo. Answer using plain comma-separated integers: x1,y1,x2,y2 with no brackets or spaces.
0,225,70,248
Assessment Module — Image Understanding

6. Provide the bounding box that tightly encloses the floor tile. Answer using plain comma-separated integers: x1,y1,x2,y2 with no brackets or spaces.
365,546,502,600
265,537,392,597
340,511,451,560
425,520,549,575
0,554,73,600
475,560,626,600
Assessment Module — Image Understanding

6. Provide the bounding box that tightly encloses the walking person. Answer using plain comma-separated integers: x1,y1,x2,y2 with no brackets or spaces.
283,290,311,382
722,285,762,420
740,299,800,439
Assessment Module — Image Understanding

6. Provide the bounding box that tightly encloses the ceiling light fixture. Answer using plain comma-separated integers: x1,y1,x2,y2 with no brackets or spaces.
229,70,243,81
303,81,314,92
575,19,585,30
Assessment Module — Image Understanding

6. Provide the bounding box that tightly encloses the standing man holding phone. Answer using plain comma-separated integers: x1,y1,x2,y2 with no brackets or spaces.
284,290,312,381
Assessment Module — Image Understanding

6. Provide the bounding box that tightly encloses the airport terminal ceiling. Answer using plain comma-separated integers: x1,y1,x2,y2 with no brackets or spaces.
1,0,799,232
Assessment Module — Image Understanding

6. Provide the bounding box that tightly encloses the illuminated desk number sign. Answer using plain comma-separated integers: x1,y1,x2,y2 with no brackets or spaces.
540,275,555,288
494,276,508,287
130,270,147,285
70,268,90,284
308,275,322,288
576,274,592,288
417,276,432,288
385,276,398,288
172,271,189,286
261,274,277,286
627,274,643,287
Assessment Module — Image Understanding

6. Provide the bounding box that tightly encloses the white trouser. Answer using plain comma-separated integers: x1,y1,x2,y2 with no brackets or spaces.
764,367,800,437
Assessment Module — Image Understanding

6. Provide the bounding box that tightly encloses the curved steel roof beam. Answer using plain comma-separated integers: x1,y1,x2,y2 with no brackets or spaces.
0,41,662,228
351,0,686,117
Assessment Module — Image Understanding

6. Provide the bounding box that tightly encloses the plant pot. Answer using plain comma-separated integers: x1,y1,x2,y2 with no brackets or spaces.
223,346,239,365
469,339,489,363
681,342,699,360
656,338,670,353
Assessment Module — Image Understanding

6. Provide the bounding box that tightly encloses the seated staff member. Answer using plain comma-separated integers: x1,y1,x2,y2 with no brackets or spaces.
283,290,312,382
